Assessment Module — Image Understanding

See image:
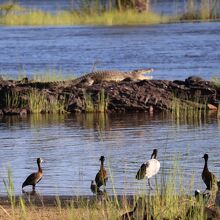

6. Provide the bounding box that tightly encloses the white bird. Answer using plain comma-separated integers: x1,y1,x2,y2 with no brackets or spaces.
136,149,160,190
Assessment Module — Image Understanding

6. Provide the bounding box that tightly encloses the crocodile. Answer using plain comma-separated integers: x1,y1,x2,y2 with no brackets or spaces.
71,68,153,86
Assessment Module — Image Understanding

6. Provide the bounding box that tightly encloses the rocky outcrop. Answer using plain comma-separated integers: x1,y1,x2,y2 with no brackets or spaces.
0,76,219,115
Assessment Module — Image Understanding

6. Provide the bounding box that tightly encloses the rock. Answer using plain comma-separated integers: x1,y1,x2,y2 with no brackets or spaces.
3,108,21,115
20,108,28,116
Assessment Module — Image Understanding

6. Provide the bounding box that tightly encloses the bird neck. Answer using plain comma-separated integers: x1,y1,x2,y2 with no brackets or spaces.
204,159,208,171
100,160,104,169
38,162,43,173
151,153,157,159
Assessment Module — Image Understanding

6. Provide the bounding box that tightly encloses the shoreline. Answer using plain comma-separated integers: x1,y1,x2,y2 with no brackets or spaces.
0,194,136,207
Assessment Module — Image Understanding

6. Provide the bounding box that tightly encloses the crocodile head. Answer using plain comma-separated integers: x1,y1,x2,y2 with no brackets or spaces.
131,68,154,80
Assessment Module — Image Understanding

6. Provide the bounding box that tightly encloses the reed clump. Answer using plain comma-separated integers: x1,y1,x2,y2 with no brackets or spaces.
212,76,220,89
179,0,220,20
28,89,66,114
171,97,205,125
83,89,108,113
4,89,67,114
5,91,24,109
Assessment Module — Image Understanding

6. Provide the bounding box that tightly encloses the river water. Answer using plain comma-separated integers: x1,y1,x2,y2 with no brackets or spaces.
0,22,220,196
0,22,220,80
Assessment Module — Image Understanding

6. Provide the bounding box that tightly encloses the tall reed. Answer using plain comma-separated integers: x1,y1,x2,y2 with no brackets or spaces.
83,89,108,113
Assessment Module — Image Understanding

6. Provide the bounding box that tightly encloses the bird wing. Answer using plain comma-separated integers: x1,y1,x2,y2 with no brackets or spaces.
136,163,147,180
22,172,42,188
22,172,37,187
95,169,108,187
145,159,160,178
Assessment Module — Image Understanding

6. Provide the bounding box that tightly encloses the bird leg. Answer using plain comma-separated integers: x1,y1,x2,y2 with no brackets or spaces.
148,178,153,190
32,185,36,192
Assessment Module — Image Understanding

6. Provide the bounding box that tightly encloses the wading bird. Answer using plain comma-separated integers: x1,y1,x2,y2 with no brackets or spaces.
90,180,104,195
22,158,43,192
136,149,160,190
202,154,218,191
95,156,108,188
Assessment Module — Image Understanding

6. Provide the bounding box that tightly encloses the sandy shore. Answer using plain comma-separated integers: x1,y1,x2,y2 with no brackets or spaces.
0,194,135,207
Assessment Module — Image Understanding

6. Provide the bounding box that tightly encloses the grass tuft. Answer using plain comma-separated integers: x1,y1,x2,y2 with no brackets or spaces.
83,89,108,113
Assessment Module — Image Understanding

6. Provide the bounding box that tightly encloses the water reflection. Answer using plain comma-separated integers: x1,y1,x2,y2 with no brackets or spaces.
0,112,220,195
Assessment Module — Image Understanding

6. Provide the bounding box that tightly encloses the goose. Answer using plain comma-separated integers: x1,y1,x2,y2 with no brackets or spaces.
22,158,43,192
95,156,108,188
136,149,160,190
202,154,218,191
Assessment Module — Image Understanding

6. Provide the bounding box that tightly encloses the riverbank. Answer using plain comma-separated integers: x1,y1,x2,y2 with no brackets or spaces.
0,2,220,26
0,194,219,220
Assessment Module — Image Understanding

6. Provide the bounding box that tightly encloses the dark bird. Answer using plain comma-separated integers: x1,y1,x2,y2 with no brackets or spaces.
194,189,210,203
120,202,137,220
215,181,220,206
90,180,104,195
202,154,218,191
22,158,43,192
95,156,108,188
136,149,160,190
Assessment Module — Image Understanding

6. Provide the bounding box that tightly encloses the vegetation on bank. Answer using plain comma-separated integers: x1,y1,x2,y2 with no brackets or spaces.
0,0,219,26
0,7,167,26
1,160,219,220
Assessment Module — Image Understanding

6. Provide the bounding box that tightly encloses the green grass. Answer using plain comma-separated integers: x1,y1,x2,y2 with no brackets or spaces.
4,89,67,114
212,76,220,89
0,1,220,26
1,71,75,82
178,0,220,21
28,89,67,114
171,97,206,124
83,89,108,113
5,91,23,108
0,2,168,26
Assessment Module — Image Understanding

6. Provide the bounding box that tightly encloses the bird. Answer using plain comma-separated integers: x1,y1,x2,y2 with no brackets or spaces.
202,153,218,191
95,156,108,188
194,189,210,203
90,180,104,195
22,158,43,192
136,149,160,190
120,202,137,220
215,181,220,207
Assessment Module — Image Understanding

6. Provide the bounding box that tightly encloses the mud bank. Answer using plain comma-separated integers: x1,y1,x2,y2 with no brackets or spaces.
0,76,219,115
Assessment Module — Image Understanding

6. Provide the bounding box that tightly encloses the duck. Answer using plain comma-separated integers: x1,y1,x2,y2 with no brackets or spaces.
136,149,160,190
95,156,108,188
22,158,43,192
202,153,218,191
90,180,104,195
215,181,220,206
194,189,210,203
120,202,137,220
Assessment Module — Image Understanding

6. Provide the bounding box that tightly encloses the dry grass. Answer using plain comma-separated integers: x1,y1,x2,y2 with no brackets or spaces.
0,3,168,26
